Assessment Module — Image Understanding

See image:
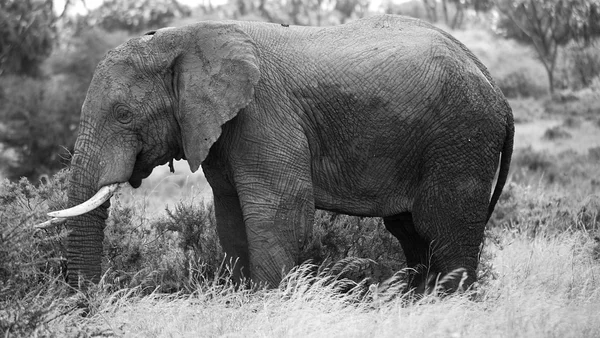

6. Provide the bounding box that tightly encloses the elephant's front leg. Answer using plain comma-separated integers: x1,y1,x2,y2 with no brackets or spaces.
203,166,250,284
235,165,315,287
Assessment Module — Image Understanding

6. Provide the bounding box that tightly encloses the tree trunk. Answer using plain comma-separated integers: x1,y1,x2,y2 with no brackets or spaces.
422,0,438,23
546,64,555,94
442,0,449,26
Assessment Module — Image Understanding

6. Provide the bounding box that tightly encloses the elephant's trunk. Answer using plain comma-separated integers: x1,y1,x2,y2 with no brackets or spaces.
65,151,109,287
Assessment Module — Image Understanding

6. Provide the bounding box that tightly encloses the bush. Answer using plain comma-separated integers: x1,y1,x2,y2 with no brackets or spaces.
497,71,548,98
0,170,69,295
562,116,582,128
495,147,600,235
0,170,72,336
543,126,572,140
510,147,600,195
490,182,600,235
507,98,545,123
300,212,405,284
102,196,223,293
589,147,600,162
453,29,549,98
0,28,130,181
544,87,600,117
556,41,600,90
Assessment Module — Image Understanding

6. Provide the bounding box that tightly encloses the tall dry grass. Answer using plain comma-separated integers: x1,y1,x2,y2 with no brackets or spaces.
28,228,600,337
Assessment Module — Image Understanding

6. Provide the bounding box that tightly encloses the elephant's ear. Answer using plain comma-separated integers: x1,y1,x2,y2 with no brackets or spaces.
173,23,260,172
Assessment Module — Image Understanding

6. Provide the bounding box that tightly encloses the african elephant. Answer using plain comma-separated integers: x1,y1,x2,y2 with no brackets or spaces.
49,14,514,293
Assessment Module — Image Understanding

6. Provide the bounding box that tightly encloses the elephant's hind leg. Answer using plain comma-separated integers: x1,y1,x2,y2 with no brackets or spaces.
411,174,491,294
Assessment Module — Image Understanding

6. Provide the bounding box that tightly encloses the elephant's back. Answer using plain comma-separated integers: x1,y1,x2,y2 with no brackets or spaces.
240,15,445,57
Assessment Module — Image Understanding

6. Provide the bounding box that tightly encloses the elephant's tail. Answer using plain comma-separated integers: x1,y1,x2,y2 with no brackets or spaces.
486,113,514,223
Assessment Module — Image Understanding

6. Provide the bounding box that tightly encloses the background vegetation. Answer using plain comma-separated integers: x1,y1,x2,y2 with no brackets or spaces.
1,0,599,336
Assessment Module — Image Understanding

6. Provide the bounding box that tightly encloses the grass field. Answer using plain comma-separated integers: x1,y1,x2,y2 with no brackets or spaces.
37,230,600,337
1,94,598,337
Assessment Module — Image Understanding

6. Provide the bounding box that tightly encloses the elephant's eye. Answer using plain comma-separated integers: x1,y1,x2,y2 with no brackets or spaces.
113,104,133,124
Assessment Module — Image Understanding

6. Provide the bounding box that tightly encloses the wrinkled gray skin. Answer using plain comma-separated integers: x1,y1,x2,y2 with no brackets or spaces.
66,14,513,293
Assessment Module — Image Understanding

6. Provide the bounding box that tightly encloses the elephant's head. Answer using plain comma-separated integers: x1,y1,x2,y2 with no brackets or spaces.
59,23,260,286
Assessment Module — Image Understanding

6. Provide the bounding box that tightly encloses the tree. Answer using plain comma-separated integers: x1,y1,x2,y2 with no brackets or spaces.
83,0,191,33
419,0,493,29
0,0,56,77
230,0,369,26
0,28,127,181
497,0,600,93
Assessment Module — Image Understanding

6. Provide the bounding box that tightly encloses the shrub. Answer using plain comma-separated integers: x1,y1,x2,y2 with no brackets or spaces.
152,199,224,286
300,211,405,284
589,147,600,161
563,116,582,128
0,28,130,181
511,147,554,173
0,170,72,336
556,41,600,90
508,98,545,123
453,29,549,98
489,182,599,236
101,195,224,293
543,126,572,140
544,87,600,117
497,71,548,98
510,147,600,195
0,170,69,296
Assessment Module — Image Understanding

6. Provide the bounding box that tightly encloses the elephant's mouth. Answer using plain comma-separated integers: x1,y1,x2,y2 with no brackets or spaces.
128,157,156,188
128,169,151,188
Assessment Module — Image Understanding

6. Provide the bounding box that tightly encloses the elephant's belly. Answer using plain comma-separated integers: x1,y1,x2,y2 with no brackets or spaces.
311,160,415,217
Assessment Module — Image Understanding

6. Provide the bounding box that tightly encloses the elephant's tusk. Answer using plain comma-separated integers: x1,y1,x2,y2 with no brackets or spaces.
47,183,125,218
34,217,67,229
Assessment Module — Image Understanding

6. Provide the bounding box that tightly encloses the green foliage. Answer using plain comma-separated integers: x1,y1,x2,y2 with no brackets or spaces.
453,29,549,98
159,200,222,278
497,71,548,98
300,211,405,283
508,98,546,123
0,75,78,180
82,0,191,33
0,170,69,293
102,196,224,293
543,125,572,140
490,182,600,236
557,41,600,89
0,0,56,77
0,28,128,181
510,147,600,190
491,147,600,234
101,197,405,291
228,0,370,26
496,0,600,93
544,85,600,117
562,116,582,128
384,0,494,29
0,170,71,336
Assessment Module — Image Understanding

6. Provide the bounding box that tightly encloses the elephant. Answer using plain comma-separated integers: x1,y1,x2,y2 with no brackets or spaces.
48,14,514,293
